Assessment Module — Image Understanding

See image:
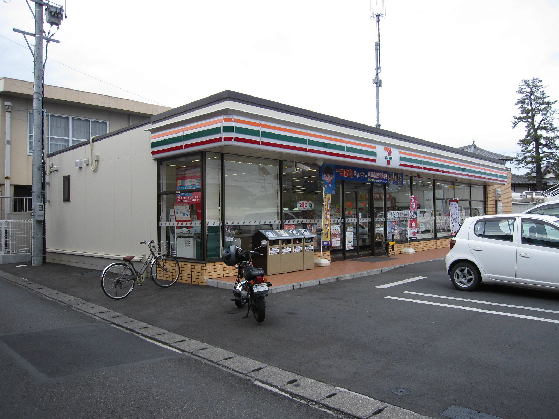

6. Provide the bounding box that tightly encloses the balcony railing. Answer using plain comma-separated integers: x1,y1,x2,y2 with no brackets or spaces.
0,196,32,219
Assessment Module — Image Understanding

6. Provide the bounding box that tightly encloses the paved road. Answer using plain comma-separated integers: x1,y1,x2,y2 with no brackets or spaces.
0,278,351,419
3,260,559,419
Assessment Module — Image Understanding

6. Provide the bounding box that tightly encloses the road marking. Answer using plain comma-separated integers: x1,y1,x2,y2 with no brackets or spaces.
385,296,559,324
404,291,559,314
376,276,426,289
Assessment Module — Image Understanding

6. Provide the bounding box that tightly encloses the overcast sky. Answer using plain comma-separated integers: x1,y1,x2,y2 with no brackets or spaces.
2,0,559,170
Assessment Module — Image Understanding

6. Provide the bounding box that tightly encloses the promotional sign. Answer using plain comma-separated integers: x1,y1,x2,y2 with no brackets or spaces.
176,166,201,190
334,165,403,185
322,193,331,246
450,199,460,236
321,164,336,194
408,195,418,239
297,201,314,210
177,191,201,204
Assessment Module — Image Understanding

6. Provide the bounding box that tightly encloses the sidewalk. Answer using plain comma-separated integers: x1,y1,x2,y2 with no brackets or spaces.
210,247,449,290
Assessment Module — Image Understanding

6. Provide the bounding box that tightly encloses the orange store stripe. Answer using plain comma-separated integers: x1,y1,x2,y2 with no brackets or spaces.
151,118,223,140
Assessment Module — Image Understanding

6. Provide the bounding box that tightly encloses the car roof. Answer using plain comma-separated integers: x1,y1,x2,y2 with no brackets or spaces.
464,213,559,223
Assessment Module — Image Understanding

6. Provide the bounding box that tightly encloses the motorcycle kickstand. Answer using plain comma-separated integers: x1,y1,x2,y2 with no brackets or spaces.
243,302,250,319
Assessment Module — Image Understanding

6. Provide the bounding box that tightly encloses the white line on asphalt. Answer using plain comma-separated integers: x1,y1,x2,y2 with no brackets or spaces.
403,291,559,314
376,276,426,289
385,296,559,324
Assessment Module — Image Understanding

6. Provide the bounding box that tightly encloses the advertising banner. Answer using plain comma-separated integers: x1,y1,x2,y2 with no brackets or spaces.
408,195,418,239
450,199,460,236
334,165,403,185
322,193,331,246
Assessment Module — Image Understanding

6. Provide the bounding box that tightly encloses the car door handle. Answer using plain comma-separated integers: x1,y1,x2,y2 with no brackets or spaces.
519,252,532,258
472,247,483,251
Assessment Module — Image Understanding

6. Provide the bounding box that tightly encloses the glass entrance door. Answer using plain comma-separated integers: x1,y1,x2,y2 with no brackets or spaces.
344,183,372,258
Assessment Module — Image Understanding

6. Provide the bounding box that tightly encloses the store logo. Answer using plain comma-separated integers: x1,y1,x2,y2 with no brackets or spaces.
381,147,399,167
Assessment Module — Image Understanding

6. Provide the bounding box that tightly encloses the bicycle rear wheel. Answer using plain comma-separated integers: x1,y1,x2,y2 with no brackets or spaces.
151,255,180,287
101,262,136,299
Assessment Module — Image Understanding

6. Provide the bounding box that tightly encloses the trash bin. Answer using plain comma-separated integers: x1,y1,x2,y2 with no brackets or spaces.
288,230,305,272
252,230,282,275
301,230,316,270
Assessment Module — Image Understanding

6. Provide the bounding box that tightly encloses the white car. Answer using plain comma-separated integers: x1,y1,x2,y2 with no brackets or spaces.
521,191,545,203
445,214,559,291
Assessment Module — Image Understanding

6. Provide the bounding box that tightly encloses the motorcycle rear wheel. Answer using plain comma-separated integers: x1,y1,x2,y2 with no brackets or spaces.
252,296,266,323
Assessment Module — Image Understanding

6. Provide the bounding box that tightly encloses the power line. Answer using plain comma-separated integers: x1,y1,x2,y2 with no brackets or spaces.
0,33,166,106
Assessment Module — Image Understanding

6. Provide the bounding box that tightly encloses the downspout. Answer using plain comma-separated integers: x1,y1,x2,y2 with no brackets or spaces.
4,102,12,199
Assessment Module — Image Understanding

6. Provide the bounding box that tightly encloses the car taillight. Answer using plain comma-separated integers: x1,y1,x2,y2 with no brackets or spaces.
257,276,264,284
449,239,456,250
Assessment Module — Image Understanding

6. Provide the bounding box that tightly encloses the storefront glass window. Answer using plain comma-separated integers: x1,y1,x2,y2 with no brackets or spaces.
413,178,434,240
435,181,452,237
471,185,485,216
206,153,221,259
387,177,410,242
330,183,343,251
224,155,279,250
373,184,385,254
282,162,322,246
159,154,203,259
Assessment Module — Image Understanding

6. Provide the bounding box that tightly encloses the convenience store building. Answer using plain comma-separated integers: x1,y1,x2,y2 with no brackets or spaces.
45,91,511,276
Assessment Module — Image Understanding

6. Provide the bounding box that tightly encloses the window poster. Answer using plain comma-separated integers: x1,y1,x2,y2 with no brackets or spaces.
346,226,354,250
176,166,201,190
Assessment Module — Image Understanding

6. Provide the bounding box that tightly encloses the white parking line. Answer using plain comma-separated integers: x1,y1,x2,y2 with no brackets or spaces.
385,296,559,324
375,276,426,289
403,291,559,314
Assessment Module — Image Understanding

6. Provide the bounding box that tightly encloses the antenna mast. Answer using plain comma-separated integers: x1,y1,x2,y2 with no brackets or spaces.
371,1,385,129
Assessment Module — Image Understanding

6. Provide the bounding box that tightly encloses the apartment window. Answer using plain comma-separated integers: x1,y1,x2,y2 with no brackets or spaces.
28,112,108,154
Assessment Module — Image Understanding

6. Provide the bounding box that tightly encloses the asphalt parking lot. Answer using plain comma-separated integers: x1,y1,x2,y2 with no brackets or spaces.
2,259,559,419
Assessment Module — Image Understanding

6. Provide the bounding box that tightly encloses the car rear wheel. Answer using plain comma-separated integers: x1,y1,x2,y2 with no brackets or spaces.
450,262,481,291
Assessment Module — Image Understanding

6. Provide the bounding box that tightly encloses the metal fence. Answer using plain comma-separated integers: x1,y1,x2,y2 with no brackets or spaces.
0,220,32,254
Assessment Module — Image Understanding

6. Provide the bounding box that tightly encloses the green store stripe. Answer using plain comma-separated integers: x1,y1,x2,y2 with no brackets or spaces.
261,130,308,146
346,146,377,157
308,139,345,152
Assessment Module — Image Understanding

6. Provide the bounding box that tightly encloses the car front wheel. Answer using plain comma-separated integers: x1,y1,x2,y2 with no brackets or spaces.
450,262,481,291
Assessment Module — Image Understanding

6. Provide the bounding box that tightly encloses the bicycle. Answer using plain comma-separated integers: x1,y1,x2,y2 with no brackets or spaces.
101,240,180,299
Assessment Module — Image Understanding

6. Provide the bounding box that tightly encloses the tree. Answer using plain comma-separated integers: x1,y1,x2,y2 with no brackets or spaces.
512,78,558,191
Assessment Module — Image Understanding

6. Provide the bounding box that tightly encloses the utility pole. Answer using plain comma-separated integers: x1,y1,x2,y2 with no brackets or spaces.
14,1,64,266
371,1,385,129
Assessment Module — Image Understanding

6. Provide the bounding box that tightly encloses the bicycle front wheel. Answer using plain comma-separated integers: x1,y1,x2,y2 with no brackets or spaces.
151,255,180,287
101,262,135,299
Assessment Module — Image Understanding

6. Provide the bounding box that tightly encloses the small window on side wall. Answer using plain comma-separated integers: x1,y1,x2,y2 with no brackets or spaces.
63,175,70,202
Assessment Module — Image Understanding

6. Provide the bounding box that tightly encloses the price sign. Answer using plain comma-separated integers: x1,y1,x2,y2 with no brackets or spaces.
297,201,314,210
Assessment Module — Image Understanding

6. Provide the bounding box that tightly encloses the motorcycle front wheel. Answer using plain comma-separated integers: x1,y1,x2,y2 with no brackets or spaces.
251,295,266,323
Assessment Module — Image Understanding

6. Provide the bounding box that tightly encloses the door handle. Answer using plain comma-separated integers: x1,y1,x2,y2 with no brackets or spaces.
519,252,532,258
472,247,483,251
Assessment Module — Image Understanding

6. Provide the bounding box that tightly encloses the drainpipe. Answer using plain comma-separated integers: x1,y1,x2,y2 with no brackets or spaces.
4,102,11,199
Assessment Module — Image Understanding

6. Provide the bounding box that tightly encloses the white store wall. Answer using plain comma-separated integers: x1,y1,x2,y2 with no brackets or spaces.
46,124,158,269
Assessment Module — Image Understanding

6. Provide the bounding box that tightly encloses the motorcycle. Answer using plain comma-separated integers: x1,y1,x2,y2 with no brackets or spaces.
222,240,272,323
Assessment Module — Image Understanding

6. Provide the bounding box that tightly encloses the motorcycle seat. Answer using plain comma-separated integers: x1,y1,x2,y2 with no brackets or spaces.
244,266,265,279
